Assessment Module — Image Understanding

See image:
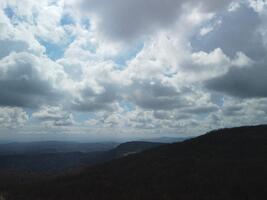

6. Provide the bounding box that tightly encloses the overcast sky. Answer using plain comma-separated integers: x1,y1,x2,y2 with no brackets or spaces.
0,0,267,142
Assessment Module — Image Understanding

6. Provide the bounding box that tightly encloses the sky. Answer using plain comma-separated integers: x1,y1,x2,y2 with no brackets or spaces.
0,0,267,142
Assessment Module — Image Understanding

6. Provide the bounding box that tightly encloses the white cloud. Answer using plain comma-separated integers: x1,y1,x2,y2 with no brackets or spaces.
32,105,74,126
79,0,231,42
200,26,213,36
0,52,68,108
0,0,266,140
228,1,241,12
0,107,28,128
249,0,267,12
0,6,45,58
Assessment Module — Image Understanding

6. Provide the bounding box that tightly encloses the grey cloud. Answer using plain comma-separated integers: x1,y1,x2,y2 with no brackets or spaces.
152,104,218,121
255,99,267,114
182,105,219,114
129,80,188,110
72,83,120,112
222,105,243,116
81,0,231,42
53,119,73,126
193,4,267,99
0,53,63,108
206,62,267,98
72,100,114,112
153,110,191,120
192,4,266,60
0,107,28,128
0,40,28,59
32,106,74,126
153,111,174,120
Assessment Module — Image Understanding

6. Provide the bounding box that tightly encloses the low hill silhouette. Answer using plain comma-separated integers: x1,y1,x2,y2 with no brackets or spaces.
2,125,267,200
0,141,163,172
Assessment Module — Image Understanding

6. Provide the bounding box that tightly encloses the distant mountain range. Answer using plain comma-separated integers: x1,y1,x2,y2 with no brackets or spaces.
0,136,185,155
1,125,267,200
139,136,189,143
0,141,164,172
0,141,118,155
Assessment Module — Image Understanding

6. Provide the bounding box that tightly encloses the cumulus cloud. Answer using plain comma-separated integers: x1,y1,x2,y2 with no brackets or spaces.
70,61,123,112
192,3,266,59
0,40,29,59
0,107,28,128
128,80,187,110
0,8,45,58
80,0,232,42
206,61,267,98
0,0,267,139
32,105,74,126
0,52,67,108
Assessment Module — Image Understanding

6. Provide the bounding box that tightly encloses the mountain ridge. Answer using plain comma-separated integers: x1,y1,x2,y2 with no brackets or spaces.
0,141,164,172
2,125,267,200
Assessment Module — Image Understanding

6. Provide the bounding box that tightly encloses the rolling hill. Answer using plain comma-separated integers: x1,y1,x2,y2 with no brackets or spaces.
0,141,163,172
2,125,267,200
0,141,118,155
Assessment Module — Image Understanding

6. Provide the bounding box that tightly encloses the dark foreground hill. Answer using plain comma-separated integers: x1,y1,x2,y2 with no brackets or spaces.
2,125,267,200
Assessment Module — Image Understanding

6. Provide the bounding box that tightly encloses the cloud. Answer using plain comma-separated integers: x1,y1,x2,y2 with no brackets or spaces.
206,61,267,98
32,105,74,126
0,107,28,128
0,0,267,139
0,52,67,108
128,80,187,110
80,0,232,42
0,7,45,58
192,4,266,59
70,61,123,112
0,39,29,59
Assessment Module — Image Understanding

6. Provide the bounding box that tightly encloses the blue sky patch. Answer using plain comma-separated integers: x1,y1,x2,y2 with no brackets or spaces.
119,101,135,112
114,42,144,68
4,6,15,20
40,40,66,60
75,112,97,122
60,14,75,26
38,36,75,60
